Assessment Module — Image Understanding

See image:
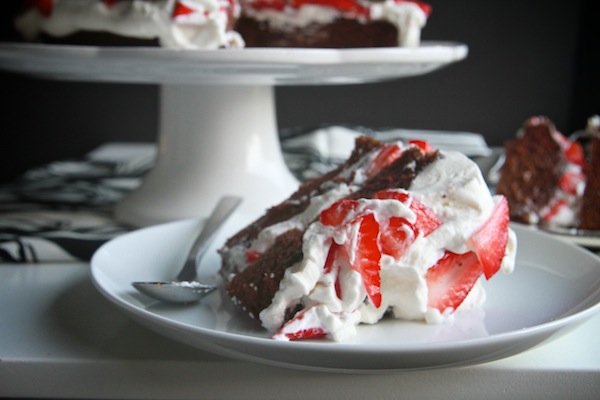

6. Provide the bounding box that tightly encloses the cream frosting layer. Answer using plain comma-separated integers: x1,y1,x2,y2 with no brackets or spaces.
15,0,244,49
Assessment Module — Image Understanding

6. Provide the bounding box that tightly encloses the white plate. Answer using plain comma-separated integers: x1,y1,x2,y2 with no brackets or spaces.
0,41,467,85
90,218,600,372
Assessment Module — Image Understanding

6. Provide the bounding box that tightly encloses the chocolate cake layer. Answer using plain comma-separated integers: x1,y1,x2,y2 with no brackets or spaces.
579,133,600,230
496,118,564,224
236,17,398,48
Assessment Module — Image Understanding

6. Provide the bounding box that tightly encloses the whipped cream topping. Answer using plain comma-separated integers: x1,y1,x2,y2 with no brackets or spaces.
258,145,516,341
15,0,244,49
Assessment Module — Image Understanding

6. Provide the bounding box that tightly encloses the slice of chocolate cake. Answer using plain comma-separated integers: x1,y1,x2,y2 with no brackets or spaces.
496,116,585,227
220,136,516,341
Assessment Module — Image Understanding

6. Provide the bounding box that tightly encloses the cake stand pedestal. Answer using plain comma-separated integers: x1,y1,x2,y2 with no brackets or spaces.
114,84,296,226
0,42,468,226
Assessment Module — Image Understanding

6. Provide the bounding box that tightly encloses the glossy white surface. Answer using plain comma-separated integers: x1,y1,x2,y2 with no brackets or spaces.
0,42,468,85
90,219,600,372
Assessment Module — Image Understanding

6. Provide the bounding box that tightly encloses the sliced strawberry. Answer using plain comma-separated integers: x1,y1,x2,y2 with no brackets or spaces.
172,1,195,17
542,199,568,222
379,217,415,259
323,242,342,299
559,171,585,195
408,139,435,154
469,197,509,279
410,198,442,236
343,213,382,307
564,140,585,167
249,0,287,11
245,250,261,264
365,143,403,179
282,326,326,340
426,251,482,313
320,199,359,227
374,190,441,237
374,189,409,203
273,305,327,341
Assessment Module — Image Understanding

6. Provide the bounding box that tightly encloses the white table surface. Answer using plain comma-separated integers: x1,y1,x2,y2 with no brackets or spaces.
1,262,599,400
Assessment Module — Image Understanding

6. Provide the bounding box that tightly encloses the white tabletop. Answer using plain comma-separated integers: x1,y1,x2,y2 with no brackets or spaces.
1,262,599,399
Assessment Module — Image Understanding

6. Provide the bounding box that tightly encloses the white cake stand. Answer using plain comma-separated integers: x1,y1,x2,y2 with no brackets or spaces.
0,42,468,227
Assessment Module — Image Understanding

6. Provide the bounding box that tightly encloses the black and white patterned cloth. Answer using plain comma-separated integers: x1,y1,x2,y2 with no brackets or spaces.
0,126,492,263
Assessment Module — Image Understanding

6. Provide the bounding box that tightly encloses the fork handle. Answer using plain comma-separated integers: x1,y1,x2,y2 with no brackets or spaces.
177,196,242,282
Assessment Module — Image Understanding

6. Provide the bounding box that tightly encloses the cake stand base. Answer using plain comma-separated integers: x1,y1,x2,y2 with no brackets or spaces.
114,85,298,227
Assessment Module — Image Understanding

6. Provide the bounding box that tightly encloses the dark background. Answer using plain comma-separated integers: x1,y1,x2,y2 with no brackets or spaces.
0,0,598,183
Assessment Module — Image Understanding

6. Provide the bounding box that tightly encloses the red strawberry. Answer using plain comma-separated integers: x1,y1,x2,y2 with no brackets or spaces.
172,1,195,17
273,306,327,341
249,0,287,11
374,189,409,203
409,198,442,236
408,139,435,154
323,242,342,299
564,140,585,167
469,197,509,279
379,216,415,259
320,199,359,227
374,190,442,236
365,143,403,178
426,251,482,313
342,213,382,307
559,171,585,195
245,250,261,264
542,199,568,222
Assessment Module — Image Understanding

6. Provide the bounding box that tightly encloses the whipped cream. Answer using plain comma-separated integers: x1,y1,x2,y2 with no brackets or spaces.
262,146,516,341
15,0,244,49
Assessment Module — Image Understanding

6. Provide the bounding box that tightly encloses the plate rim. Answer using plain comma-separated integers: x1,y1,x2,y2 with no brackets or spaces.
0,40,468,65
0,40,468,85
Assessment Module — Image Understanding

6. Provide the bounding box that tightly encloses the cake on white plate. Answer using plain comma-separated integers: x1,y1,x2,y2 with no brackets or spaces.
220,136,517,341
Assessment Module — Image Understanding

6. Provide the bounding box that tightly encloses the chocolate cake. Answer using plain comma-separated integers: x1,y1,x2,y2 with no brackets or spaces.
496,116,587,228
220,136,516,341
235,17,398,48
13,0,431,49
236,0,431,48
579,118,600,230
